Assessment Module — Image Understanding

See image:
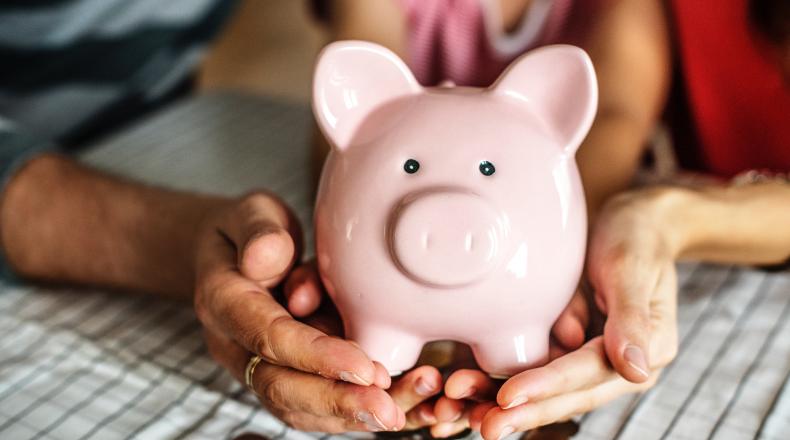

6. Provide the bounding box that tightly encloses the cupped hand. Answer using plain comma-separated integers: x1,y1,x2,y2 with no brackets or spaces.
195,192,412,432
430,286,591,438
444,190,683,439
284,261,446,431
285,258,591,437
285,261,449,431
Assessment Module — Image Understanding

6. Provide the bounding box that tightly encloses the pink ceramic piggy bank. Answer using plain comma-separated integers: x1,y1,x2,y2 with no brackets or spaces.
313,41,597,377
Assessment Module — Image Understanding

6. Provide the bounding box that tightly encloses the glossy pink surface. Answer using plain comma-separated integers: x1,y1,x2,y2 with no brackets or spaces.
312,41,597,377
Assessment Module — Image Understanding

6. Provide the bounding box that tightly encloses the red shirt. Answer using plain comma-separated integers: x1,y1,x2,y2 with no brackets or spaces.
671,0,790,177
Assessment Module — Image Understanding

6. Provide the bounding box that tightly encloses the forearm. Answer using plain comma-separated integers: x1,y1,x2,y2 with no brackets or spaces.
576,110,649,218
657,184,790,266
0,154,228,298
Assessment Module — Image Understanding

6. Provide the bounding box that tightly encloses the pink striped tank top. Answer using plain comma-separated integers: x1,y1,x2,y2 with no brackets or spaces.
399,0,577,86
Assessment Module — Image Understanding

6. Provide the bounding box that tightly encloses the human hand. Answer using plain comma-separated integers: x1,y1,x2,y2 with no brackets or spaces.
445,189,682,439
284,252,592,437
284,262,447,431
195,192,407,432
430,287,591,438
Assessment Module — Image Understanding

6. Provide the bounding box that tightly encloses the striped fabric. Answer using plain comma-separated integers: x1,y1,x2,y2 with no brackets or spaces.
0,0,236,144
399,0,573,87
1,92,789,439
0,0,238,282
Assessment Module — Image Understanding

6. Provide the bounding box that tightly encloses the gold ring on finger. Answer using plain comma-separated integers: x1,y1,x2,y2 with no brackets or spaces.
244,354,263,394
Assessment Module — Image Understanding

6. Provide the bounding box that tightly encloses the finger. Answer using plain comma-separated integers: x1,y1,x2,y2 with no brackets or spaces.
431,403,472,438
497,337,615,408
284,263,323,317
205,329,398,430
201,277,378,386
444,369,498,401
300,294,344,337
469,402,497,432
548,337,571,361
373,361,392,390
404,401,438,430
279,411,355,433
431,421,470,439
552,289,589,350
281,411,397,434
253,361,403,431
482,374,658,440
646,264,679,368
435,396,466,423
388,365,442,411
596,262,658,383
222,193,301,284
203,328,250,383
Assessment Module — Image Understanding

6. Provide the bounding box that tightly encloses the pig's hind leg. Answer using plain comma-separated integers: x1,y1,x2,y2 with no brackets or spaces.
470,329,550,378
348,325,424,376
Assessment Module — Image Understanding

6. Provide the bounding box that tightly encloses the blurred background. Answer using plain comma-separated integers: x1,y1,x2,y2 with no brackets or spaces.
199,0,326,101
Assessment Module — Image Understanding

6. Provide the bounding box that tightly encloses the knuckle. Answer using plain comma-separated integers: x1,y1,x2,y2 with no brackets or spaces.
256,369,287,408
259,315,295,364
241,323,273,361
326,381,348,418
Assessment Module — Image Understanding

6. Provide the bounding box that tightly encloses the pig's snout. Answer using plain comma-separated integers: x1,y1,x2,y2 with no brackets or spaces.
389,190,504,287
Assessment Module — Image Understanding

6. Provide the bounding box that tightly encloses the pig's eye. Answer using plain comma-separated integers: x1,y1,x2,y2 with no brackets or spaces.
479,161,496,176
403,159,420,174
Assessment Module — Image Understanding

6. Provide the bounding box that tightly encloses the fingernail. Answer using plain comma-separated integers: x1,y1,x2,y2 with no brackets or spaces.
457,386,477,400
498,425,515,440
415,377,436,396
340,371,371,386
623,344,649,378
355,410,387,431
503,395,528,410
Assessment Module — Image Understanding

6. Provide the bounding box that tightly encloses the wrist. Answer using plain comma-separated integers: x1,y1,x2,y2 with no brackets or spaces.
608,186,698,259
637,186,710,260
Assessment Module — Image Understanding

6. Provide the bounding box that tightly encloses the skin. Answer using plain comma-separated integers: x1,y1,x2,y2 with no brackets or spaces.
289,181,790,438
0,154,440,432
319,0,671,219
4,1,784,436
313,0,669,435
439,183,790,440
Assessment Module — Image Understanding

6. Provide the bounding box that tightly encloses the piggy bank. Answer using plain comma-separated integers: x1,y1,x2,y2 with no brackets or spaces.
313,41,597,377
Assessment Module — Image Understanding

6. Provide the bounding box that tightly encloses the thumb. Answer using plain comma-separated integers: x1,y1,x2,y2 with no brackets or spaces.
598,271,656,383
222,193,301,285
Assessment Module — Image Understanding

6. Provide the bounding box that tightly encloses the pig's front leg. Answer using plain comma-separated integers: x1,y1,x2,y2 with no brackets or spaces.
470,328,550,378
346,324,424,376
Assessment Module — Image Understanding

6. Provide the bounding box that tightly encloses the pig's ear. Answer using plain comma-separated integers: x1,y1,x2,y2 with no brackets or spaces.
313,41,421,151
491,45,597,155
